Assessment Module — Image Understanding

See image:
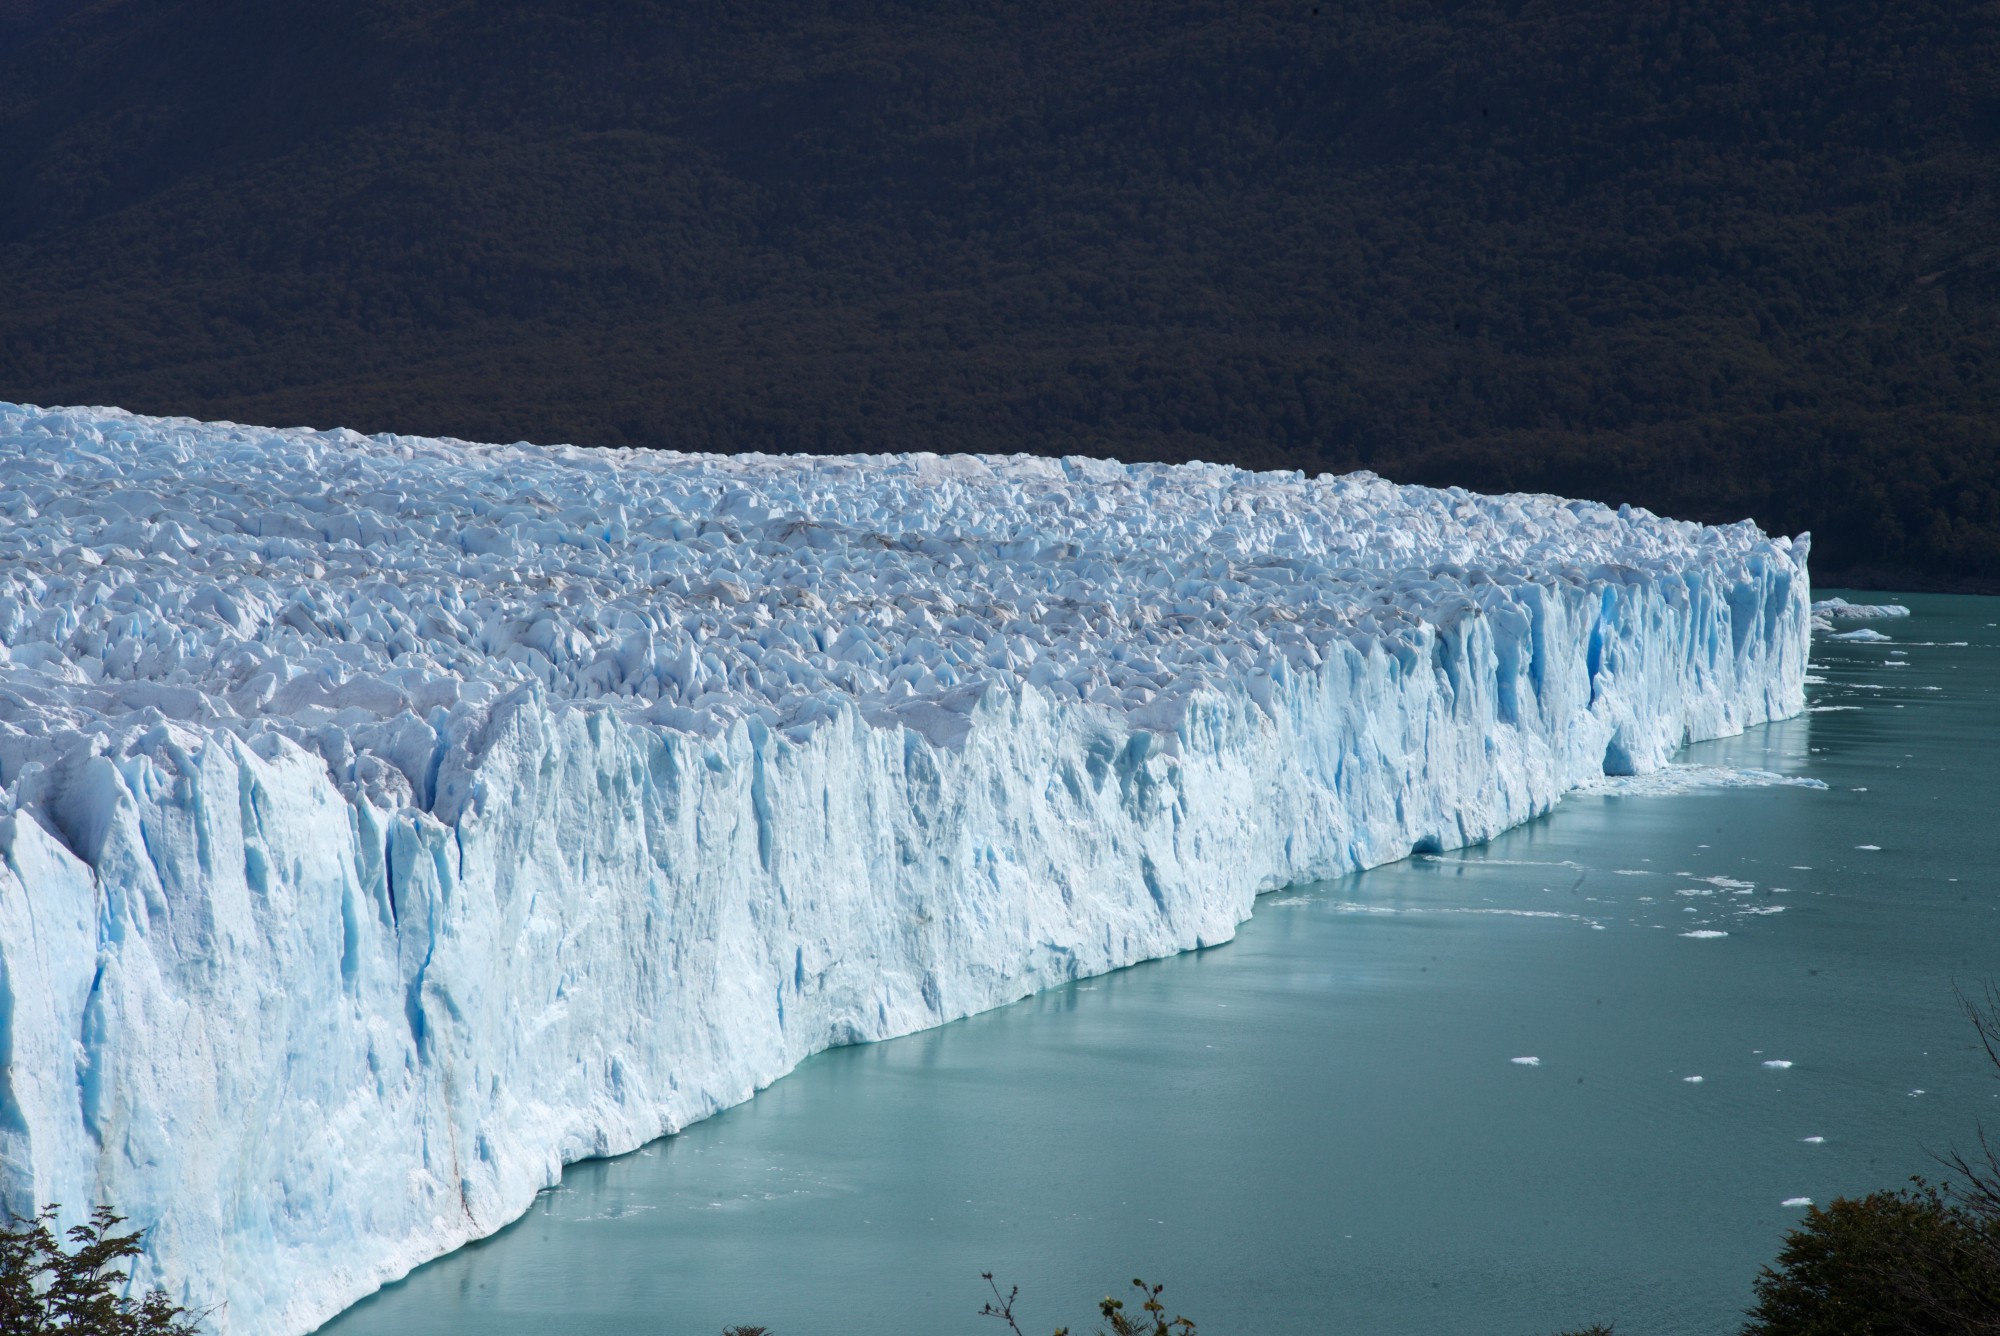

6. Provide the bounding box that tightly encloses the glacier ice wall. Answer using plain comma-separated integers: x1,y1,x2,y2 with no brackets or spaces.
0,403,1809,1334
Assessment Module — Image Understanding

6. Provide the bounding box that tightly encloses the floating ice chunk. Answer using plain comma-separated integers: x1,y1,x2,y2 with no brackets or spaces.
1856,844,1881,851
1782,1197,1814,1208
1512,1057,1542,1066
1801,1136,1825,1144
1812,598,1911,620
1684,1075,1705,1083
1762,1060,1794,1069
1681,930,1729,938
1829,627,1893,642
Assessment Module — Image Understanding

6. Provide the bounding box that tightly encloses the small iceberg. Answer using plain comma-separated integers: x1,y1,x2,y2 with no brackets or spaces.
1812,598,1911,619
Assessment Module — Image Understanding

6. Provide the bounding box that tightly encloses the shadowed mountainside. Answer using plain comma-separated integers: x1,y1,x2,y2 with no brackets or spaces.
0,0,1995,585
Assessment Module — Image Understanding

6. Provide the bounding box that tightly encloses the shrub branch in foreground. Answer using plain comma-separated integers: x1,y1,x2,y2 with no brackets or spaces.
0,1207,202,1336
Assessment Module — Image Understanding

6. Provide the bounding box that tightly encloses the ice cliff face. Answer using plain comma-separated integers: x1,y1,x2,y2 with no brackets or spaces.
0,403,1810,1333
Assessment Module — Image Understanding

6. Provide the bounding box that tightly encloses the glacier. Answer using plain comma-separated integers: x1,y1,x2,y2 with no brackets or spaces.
0,402,1809,1334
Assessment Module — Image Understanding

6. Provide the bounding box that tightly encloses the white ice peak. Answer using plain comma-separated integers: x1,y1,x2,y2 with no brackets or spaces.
0,404,1810,1333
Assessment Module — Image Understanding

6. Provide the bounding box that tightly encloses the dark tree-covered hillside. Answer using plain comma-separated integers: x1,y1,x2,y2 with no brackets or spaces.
0,0,1995,586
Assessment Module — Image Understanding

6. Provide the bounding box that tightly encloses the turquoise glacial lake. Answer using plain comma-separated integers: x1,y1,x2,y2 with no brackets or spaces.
320,592,2000,1336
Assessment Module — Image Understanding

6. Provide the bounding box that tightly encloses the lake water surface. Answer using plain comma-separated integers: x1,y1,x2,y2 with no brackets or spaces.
321,592,2000,1336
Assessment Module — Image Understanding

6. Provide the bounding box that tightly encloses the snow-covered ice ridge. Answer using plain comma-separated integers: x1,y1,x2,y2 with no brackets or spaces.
0,403,1809,1333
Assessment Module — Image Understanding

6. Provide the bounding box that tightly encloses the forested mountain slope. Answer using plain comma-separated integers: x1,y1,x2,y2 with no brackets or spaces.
1,0,1994,585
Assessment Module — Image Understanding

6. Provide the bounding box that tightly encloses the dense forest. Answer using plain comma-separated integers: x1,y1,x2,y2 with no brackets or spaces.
0,0,1995,587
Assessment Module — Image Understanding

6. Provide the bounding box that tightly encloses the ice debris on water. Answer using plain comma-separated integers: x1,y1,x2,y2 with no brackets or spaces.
1783,1197,1814,1208
1812,598,1911,620
1810,598,1910,633
1512,1057,1542,1066
1576,765,1826,796
0,403,1811,1335
1763,1060,1794,1069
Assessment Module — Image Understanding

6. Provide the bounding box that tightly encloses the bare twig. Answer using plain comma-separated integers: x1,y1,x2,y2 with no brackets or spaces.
979,1272,1030,1336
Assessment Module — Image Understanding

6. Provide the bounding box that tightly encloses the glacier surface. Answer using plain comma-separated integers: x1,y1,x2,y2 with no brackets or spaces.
0,403,1809,1333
